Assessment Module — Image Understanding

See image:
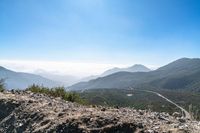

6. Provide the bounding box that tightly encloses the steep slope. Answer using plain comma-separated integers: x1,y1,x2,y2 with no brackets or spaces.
0,91,199,133
149,58,200,91
70,58,200,91
0,66,61,89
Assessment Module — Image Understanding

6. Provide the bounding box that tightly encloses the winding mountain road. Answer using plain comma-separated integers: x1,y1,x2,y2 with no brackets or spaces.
130,88,191,119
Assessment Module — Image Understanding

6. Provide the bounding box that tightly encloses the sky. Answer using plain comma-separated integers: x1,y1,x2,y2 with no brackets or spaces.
0,0,200,77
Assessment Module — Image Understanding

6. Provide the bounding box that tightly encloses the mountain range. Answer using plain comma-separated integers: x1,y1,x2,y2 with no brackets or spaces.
69,58,200,92
1,58,200,92
79,64,151,82
0,66,62,89
0,64,151,90
101,64,151,77
34,64,151,85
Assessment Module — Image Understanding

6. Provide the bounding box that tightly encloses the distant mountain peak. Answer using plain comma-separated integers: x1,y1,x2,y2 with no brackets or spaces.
131,64,145,66
129,64,149,69
101,64,151,77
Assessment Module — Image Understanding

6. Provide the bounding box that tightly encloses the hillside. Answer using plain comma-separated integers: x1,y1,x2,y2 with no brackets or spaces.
69,58,200,91
0,91,199,133
80,88,200,120
0,66,61,89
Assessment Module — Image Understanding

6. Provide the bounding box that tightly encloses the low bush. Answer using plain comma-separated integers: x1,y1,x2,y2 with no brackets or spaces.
26,84,86,104
0,79,5,92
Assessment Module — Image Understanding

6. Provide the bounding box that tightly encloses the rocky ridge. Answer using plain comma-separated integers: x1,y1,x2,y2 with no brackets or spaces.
0,91,199,133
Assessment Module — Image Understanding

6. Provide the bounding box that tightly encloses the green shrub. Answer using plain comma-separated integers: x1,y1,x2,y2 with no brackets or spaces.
26,85,86,104
0,79,5,92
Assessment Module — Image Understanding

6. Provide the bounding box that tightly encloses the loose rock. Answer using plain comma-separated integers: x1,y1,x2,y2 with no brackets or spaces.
0,91,199,133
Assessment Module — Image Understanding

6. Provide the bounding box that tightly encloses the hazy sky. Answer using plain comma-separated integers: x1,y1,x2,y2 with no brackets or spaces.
0,0,200,76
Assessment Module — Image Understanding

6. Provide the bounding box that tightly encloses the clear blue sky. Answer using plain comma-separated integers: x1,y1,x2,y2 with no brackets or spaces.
1,0,200,66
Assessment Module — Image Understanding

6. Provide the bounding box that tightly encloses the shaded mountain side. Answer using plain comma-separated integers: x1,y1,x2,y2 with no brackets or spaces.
158,58,200,72
149,70,200,91
69,58,200,91
0,66,61,89
69,72,147,90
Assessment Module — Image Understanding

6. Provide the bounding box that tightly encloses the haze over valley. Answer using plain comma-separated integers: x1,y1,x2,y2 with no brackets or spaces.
0,63,152,89
1,0,200,132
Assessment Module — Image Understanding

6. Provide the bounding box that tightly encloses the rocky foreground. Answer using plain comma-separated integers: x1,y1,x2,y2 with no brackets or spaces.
0,91,199,133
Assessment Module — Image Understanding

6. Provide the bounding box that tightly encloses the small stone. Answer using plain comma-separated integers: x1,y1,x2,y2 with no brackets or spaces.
154,126,159,129
138,123,143,128
48,102,53,106
58,112,65,117
101,108,106,111
178,118,186,123
28,100,34,103
139,111,144,115
172,112,181,118
146,129,155,133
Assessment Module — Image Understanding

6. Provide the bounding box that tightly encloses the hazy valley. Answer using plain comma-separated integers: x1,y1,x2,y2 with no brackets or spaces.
1,0,200,132
1,58,200,122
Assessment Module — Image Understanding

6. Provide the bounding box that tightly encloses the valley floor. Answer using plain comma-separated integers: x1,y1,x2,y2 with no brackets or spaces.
80,89,200,120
